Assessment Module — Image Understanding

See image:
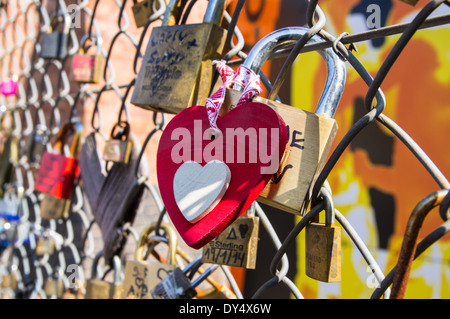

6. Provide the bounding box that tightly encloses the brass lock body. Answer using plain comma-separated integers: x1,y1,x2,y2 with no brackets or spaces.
220,27,346,215
121,222,177,299
305,192,341,282
72,34,104,84
103,121,133,164
85,252,123,299
202,213,259,269
131,0,227,114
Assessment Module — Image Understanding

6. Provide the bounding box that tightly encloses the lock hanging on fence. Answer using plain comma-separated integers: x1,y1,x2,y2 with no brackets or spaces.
20,123,48,166
44,269,65,298
132,0,167,27
34,119,83,219
39,10,71,59
121,222,177,299
132,0,153,27
202,204,259,269
305,189,341,282
151,255,220,299
71,34,104,84
103,121,133,164
85,251,123,299
131,0,228,114
223,27,346,214
35,230,55,257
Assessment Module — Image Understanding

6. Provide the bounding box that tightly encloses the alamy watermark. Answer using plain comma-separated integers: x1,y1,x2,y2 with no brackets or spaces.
170,120,281,174
66,4,82,29
366,4,381,29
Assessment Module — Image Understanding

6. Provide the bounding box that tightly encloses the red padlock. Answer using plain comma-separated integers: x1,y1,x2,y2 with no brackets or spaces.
156,62,287,249
35,121,83,219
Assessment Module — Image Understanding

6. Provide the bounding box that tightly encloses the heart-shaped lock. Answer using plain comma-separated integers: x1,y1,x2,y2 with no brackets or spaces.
173,160,231,223
157,63,287,249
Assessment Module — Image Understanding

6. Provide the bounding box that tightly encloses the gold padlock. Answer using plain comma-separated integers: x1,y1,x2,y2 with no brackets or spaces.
222,27,345,215
103,121,133,164
131,0,228,114
202,205,259,269
85,252,123,299
305,189,341,282
71,33,104,84
121,222,177,299
132,0,162,27
1,273,18,290
44,275,65,298
35,234,55,256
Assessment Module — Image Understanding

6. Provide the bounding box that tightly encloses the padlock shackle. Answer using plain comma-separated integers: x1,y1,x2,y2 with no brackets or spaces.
241,27,346,118
162,0,189,26
91,250,122,284
135,222,177,265
79,33,103,55
163,0,225,26
48,10,72,34
52,118,84,157
203,0,226,24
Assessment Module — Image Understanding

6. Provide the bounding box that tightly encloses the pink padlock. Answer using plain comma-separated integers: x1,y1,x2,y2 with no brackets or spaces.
1,75,18,96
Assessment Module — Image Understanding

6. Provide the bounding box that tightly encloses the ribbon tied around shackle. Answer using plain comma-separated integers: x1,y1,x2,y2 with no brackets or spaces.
205,60,262,138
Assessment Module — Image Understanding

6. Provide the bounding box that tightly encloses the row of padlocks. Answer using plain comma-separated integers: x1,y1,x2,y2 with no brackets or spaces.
0,0,349,299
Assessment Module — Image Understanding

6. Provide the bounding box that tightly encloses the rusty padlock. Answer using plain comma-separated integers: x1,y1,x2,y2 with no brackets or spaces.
85,251,123,299
305,188,341,282
121,222,177,299
131,0,228,113
223,26,346,214
71,34,104,84
102,121,133,164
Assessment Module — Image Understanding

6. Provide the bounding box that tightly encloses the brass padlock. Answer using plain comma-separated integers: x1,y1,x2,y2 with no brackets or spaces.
121,222,177,299
39,10,71,59
44,272,65,298
132,0,161,27
102,121,133,164
71,34,104,84
131,0,228,114
37,119,83,220
35,233,55,257
1,272,18,290
202,205,259,269
223,27,346,214
305,190,341,282
85,251,122,299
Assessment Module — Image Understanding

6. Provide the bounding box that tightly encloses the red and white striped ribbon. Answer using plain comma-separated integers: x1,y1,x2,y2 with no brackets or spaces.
205,61,262,131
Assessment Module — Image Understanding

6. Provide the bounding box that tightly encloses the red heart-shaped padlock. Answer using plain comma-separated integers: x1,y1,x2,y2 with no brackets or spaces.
157,102,287,249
